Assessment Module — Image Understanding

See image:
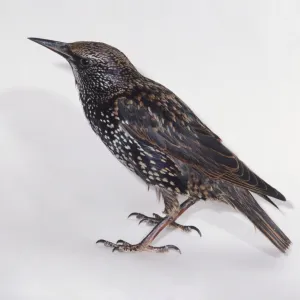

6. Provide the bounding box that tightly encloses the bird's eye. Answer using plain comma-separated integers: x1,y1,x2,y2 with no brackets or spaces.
80,58,90,66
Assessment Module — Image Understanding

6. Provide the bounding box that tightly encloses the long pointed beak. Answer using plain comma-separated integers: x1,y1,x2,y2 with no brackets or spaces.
28,37,73,60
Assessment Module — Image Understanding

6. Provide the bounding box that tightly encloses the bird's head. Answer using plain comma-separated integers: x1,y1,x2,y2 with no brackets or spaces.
28,38,138,96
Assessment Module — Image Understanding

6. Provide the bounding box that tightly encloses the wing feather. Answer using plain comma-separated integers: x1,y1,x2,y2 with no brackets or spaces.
116,84,285,201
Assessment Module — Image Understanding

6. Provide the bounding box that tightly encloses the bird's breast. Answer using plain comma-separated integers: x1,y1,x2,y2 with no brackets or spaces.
80,98,188,194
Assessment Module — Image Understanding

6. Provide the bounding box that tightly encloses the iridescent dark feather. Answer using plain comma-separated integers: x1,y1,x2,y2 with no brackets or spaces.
116,79,285,201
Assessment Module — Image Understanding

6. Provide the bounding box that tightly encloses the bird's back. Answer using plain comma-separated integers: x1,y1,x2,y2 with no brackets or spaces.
117,76,286,202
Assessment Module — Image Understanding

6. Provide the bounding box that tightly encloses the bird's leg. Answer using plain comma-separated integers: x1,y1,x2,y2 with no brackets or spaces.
128,212,201,237
128,189,201,236
97,197,199,253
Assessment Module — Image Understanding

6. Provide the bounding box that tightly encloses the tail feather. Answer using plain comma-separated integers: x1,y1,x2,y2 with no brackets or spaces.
259,194,279,210
250,203,291,252
217,183,291,253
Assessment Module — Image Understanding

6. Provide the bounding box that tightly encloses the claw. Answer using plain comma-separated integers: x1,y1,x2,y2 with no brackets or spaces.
128,212,147,220
130,212,201,237
181,225,202,237
138,218,148,225
97,238,181,254
138,217,158,226
116,239,130,245
165,245,182,254
148,244,182,254
187,225,202,237
96,239,116,248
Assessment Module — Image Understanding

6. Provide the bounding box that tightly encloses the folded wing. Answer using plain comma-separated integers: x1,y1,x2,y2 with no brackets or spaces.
116,84,285,201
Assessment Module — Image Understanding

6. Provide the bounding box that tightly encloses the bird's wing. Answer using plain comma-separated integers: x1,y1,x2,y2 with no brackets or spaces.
115,85,285,201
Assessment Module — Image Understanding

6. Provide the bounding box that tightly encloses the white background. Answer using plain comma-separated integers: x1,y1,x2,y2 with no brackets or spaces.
0,0,299,299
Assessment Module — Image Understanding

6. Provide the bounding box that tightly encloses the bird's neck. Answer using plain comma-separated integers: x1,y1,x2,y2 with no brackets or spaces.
77,87,122,136
78,88,111,114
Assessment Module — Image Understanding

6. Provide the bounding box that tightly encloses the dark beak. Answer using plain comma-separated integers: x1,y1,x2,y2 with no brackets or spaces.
28,37,73,60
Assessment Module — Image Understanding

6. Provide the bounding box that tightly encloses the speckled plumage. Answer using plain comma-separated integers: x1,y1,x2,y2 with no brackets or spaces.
29,37,291,254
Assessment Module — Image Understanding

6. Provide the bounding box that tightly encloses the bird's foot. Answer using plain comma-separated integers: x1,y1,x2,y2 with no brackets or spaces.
128,212,201,237
96,239,181,254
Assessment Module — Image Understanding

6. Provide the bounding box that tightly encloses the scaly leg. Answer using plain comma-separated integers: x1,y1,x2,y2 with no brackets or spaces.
128,212,201,236
97,197,199,253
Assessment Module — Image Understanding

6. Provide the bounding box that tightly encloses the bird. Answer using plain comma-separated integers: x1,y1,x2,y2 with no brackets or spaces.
28,37,291,254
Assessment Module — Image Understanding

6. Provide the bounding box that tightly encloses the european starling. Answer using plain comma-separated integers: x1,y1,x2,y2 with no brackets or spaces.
28,37,291,254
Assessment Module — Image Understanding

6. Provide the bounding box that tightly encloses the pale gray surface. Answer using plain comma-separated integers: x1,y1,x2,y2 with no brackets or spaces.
0,0,299,299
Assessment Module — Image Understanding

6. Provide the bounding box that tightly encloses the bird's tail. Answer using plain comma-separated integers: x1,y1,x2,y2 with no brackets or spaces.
215,182,291,253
